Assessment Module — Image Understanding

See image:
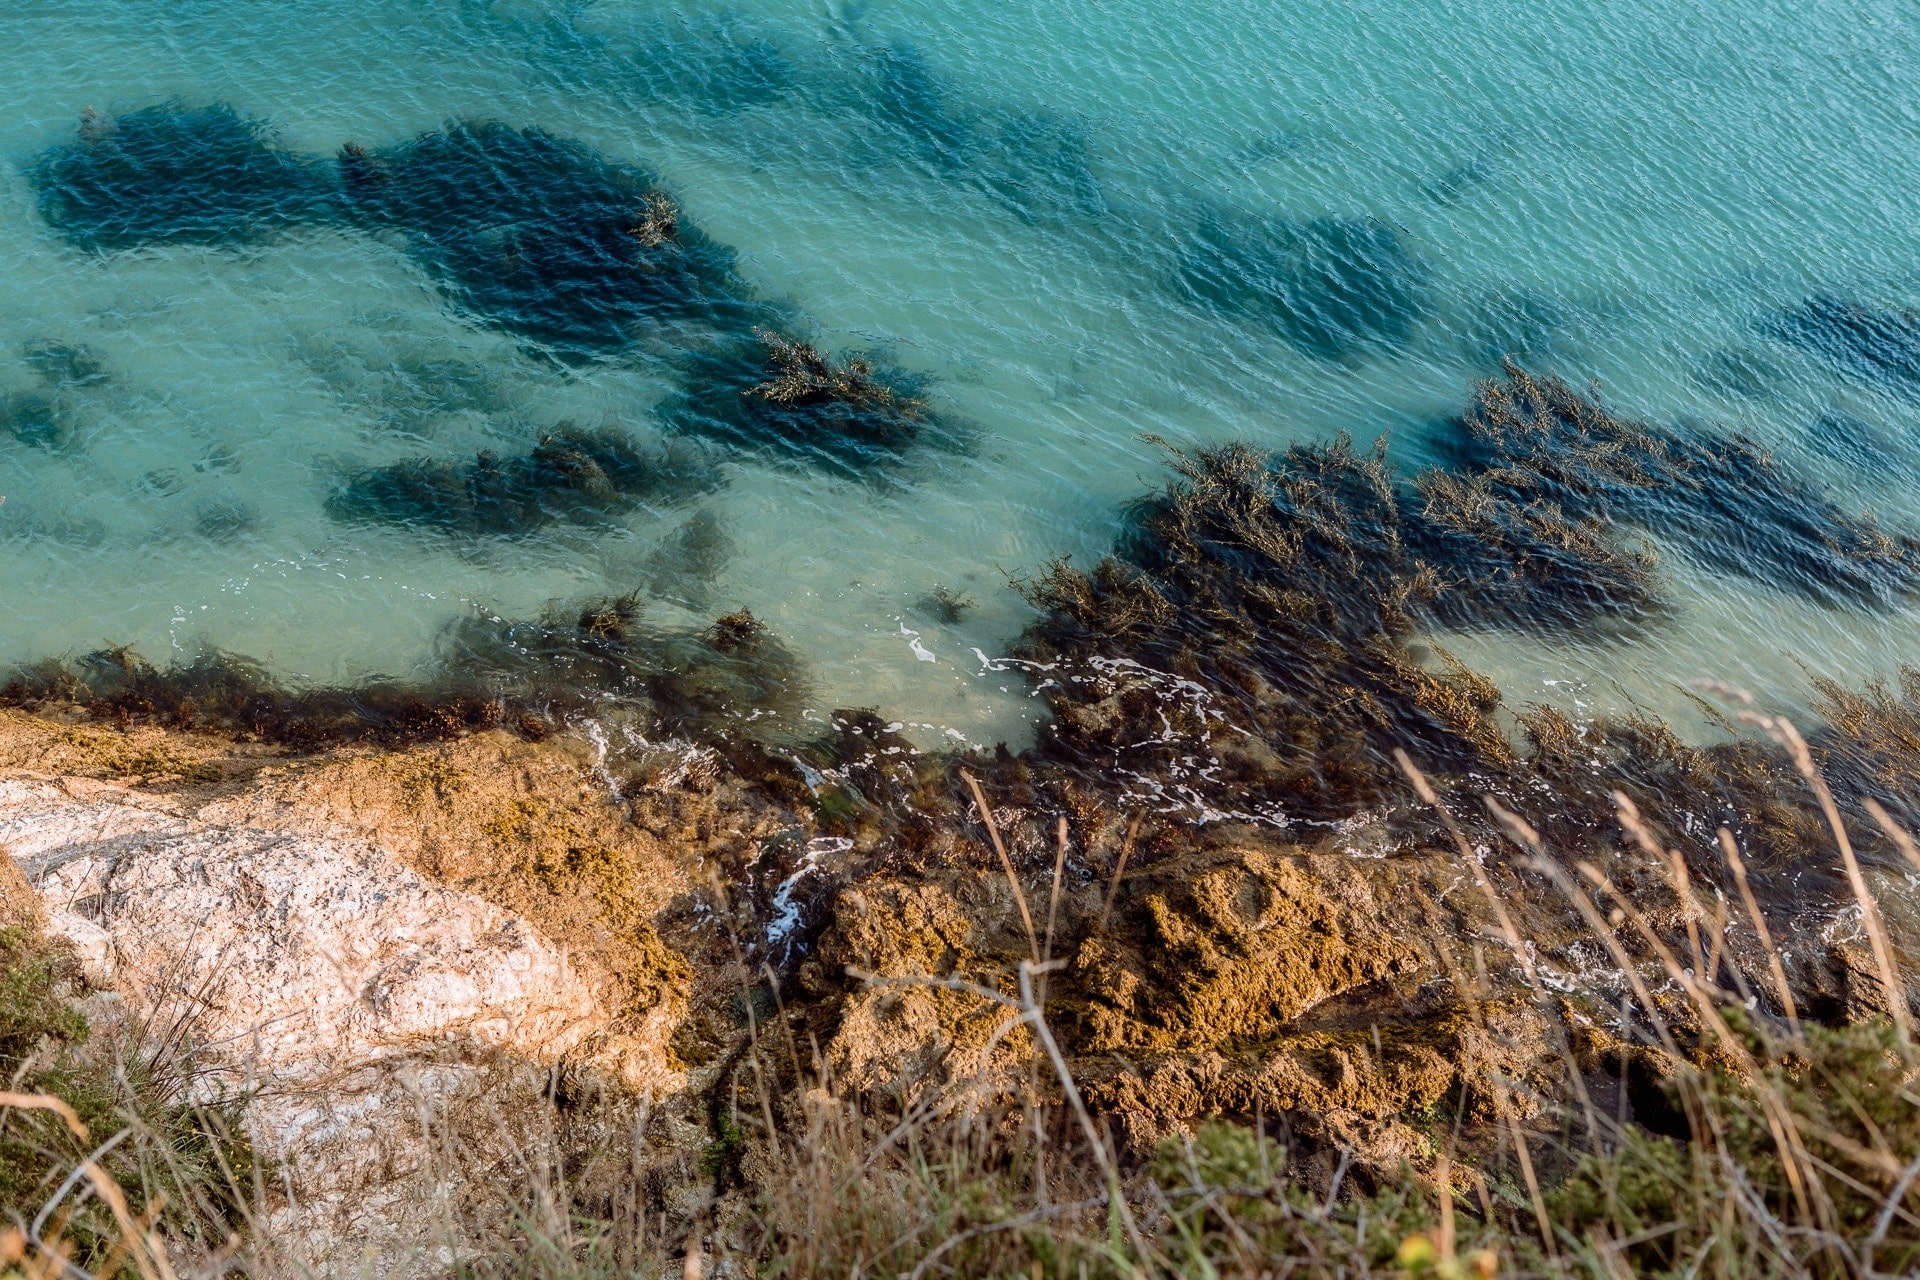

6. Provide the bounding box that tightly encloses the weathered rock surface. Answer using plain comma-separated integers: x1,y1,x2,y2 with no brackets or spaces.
0,770,614,1272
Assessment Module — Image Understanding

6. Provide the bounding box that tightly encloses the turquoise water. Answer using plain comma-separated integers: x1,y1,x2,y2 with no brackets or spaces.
4,0,1920,746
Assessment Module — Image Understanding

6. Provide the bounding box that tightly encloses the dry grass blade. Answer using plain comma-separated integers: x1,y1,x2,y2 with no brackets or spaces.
1394,752,1560,1262
1045,815,1068,967
960,769,1039,961
1760,716,1911,1048
1865,797,1920,881
1098,813,1142,934
0,1092,89,1142
1720,825,1802,1037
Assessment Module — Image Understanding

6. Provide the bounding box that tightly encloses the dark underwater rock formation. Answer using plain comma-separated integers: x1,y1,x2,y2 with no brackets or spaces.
1775,296,1920,395
1180,211,1429,361
338,122,769,356
325,427,721,537
31,102,336,249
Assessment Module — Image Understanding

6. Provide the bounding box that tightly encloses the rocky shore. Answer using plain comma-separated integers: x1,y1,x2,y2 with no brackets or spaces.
8,371,1920,1276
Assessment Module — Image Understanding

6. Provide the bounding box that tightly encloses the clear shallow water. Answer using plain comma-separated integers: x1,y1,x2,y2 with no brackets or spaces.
4,0,1920,746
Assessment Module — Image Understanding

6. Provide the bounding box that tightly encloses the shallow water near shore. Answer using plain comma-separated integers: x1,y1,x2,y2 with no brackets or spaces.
4,0,1920,748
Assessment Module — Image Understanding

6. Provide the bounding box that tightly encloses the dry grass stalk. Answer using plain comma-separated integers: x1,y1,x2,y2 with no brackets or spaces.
960,768,1039,961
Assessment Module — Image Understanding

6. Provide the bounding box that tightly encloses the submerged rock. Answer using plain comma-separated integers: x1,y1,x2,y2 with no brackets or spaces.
339,121,763,355
443,597,810,741
326,426,721,537
0,388,76,449
1181,210,1429,360
21,339,108,388
1775,295,1920,394
31,101,336,249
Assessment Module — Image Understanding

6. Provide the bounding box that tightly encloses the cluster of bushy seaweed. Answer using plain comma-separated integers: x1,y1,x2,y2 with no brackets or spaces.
1014,366,1920,848
0,585,810,754
325,426,721,537
658,329,955,476
1442,364,1920,608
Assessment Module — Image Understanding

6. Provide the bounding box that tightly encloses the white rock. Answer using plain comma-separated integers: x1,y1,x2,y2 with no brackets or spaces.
1,774,611,1275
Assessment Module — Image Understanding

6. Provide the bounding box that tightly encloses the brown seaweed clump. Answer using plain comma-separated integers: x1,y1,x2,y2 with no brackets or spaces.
1447,363,1920,609
1015,437,1515,820
0,592,810,756
659,330,957,478
0,647,532,752
746,330,921,419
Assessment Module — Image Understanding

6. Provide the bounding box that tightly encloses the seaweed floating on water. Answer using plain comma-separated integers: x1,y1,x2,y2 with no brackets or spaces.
1775,295,1920,395
1407,467,1660,629
32,102,336,249
325,426,721,537
659,330,952,476
1180,211,1429,361
339,122,765,355
1445,363,1920,609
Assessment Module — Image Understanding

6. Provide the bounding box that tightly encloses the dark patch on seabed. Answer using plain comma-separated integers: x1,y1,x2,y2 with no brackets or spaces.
1179,209,1429,361
336,122,772,357
1773,295,1920,396
32,101,337,248
325,427,721,538
24,101,971,486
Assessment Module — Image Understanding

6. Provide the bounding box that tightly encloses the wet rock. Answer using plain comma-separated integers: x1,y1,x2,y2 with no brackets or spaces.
31,101,336,249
